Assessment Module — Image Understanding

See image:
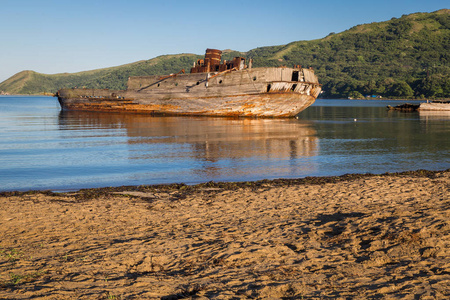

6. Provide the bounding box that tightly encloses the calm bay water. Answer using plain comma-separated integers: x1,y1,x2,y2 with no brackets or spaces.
0,95,449,191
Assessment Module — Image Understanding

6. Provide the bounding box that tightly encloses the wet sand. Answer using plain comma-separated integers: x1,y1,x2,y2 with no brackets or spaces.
1,171,449,299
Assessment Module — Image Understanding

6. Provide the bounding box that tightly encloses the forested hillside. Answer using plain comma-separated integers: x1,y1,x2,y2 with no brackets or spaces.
1,9,448,99
247,9,449,99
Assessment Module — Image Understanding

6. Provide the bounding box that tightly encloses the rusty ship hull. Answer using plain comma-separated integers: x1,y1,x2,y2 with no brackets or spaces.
57,49,321,117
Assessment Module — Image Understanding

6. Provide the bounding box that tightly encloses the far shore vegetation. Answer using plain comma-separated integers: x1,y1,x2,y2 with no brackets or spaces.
0,9,448,100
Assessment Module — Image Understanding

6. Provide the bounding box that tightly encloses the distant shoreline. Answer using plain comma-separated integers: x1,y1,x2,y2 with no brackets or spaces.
1,94,446,101
0,93,54,97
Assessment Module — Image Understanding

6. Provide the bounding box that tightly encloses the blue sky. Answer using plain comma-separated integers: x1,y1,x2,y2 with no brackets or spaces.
0,0,447,83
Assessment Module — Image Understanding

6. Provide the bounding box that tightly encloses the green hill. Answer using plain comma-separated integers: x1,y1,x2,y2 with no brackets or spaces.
0,54,203,95
1,9,448,99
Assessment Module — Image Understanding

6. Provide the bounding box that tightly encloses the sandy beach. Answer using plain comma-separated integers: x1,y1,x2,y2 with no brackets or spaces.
1,170,449,299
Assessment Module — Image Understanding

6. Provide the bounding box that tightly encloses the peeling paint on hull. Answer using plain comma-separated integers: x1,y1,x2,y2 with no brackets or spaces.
58,92,317,117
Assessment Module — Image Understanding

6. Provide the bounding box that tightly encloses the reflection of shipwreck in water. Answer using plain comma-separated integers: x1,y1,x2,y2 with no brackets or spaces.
419,110,450,121
58,111,319,178
178,119,318,163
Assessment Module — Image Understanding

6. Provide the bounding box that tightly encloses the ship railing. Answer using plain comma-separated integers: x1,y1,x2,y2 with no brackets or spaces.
207,67,238,81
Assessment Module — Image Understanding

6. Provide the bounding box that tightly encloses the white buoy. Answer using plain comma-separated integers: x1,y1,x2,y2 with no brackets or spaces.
354,119,357,122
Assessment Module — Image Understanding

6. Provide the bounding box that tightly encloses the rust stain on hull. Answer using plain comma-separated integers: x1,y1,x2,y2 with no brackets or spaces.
60,99,181,114
59,92,317,117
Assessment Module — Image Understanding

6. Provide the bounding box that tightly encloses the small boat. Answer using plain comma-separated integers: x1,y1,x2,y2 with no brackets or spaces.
418,100,450,111
56,49,321,117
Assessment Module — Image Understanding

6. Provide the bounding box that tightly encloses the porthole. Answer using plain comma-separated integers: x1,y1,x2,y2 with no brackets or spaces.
196,81,200,85
219,80,223,84
253,76,257,81
157,83,160,87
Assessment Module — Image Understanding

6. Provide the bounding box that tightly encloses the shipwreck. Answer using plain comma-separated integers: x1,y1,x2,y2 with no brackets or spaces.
56,49,321,117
